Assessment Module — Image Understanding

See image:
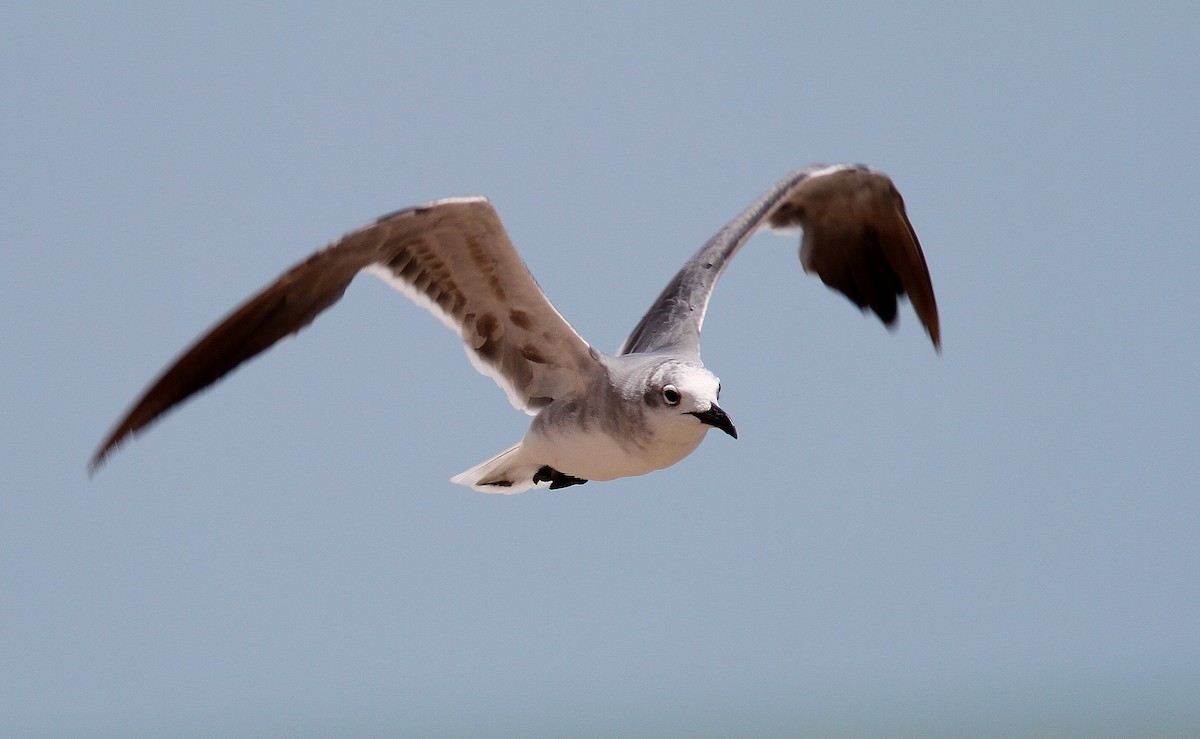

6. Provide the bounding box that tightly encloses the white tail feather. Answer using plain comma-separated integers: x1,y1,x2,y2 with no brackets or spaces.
450,443,540,494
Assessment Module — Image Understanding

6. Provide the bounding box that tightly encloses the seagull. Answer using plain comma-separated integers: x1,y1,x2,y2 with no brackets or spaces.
90,164,939,492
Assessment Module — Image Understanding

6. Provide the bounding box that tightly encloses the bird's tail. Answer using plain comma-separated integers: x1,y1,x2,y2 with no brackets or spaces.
451,443,539,494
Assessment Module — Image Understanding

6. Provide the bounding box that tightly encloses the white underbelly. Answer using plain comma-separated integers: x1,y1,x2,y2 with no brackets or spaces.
522,424,708,481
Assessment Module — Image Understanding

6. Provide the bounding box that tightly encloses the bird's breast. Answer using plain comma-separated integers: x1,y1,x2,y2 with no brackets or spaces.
523,410,709,482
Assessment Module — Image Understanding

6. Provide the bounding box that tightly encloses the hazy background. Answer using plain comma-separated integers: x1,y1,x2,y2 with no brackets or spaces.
4,3,1197,735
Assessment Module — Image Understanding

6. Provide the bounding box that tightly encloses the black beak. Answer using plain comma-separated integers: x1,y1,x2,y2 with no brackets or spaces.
689,403,737,439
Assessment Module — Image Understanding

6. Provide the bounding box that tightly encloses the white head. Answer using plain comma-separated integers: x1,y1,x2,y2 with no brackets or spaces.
642,360,737,440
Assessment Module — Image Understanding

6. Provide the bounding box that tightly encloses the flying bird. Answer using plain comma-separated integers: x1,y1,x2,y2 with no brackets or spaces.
90,164,939,492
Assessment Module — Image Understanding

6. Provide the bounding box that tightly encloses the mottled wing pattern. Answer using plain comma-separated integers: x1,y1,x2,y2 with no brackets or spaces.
363,197,598,412
618,165,939,356
90,197,597,472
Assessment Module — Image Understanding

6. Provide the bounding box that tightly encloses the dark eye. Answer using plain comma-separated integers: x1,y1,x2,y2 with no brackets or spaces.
662,385,681,405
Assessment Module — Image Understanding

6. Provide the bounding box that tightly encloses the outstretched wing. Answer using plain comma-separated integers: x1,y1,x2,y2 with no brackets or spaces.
90,197,598,473
618,165,940,357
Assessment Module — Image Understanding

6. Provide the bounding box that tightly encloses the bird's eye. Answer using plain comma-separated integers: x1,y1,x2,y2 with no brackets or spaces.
662,385,681,405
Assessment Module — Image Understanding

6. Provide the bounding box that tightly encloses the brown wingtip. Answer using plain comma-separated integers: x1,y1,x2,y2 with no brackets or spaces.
778,167,942,352
88,425,129,477
86,356,210,478
908,272,941,354
88,448,105,477
912,278,941,354
88,405,149,477
87,450,109,478
883,190,941,355
86,239,370,476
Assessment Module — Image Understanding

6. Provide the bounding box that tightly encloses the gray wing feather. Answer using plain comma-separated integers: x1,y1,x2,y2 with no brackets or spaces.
618,165,940,357
91,197,597,473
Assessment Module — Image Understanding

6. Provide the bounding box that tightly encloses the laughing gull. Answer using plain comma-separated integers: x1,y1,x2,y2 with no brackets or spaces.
90,164,939,492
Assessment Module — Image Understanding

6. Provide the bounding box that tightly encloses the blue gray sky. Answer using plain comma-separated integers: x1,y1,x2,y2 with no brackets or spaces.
4,3,1198,735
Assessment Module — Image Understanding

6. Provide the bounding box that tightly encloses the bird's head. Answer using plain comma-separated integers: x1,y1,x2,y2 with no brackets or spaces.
644,361,737,439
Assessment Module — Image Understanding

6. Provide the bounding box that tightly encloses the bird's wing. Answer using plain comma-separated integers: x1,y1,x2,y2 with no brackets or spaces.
617,165,940,357
90,197,598,473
